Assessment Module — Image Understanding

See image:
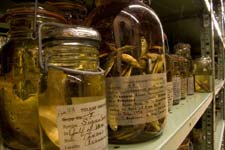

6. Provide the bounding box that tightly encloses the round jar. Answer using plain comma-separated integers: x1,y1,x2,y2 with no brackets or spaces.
38,24,107,150
0,3,66,150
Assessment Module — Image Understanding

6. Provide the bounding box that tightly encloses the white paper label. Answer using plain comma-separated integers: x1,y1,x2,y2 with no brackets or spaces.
167,82,173,111
173,77,181,102
187,76,194,95
106,73,167,125
56,99,108,150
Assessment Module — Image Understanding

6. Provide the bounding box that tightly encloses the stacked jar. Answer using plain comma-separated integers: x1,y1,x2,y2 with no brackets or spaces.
0,3,66,149
84,0,168,143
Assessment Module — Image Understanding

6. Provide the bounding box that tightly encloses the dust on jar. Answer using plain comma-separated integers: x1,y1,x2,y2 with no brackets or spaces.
38,24,107,150
98,0,167,144
0,3,66,150
194,55,213,92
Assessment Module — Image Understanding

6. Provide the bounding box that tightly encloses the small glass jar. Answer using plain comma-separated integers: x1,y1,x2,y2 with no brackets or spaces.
166,54,174,112
0,3,66,150
194,55,213,92
174,43,194,95
38,24,107,150
170,55,181,105
46,0,88,25
178,56,188,99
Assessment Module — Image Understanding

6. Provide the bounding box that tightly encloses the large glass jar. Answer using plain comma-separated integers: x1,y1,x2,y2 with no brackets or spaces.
170,55,181,105
194,55,213,92
99,1,167,144
38,24,107,150
174,43,194,95
0,3,66,149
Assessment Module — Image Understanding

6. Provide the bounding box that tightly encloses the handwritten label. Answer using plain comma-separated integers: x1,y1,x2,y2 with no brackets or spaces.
167,81,173,112
106,73,167,125
187,76,194,95
173,77,181,104
56,99,108,150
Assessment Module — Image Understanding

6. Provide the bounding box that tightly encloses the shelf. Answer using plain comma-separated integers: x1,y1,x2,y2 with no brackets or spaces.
215,79,224,95
109,93,213,150
214,120,225,150
212,15,225,47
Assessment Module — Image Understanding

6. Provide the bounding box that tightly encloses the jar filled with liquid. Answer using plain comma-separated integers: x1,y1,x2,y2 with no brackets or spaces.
38,24,107,150
166,54,174,112
194,55,212,92
102,0,168,144
170,55,181,105
174,43,194,95
0,3,66,149
178,56,188,99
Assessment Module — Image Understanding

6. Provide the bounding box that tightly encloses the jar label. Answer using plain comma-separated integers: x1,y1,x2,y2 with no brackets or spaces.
106,73,167,125
56,99,108,150
187,76,194,95
173,77,181,101
181,78,187,98
167,81,173,111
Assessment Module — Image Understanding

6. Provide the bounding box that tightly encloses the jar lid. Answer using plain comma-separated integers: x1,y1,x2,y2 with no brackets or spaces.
46,25,101,42
174,43,191,50
5,3,66,23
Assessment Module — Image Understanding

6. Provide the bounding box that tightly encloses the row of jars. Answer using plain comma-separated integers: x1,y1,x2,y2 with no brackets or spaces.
166,43,213,112
0,1,168,150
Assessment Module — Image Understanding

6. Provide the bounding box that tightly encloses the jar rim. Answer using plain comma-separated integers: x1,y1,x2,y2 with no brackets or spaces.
5,3,67,23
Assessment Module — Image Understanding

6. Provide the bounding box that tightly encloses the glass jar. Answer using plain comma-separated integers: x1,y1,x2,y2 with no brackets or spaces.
178,56,188,99
174,43,194,95
194,55,213,92
166,54,174,112
101,1,167,144
46,0,88,25
171,55,181,105
38,24,107,150
0,3,66,150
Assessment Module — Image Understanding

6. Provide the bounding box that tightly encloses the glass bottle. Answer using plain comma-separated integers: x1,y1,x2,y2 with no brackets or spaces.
103,1,167,144
194,55,213,92
178,56,188,99
166,54,174,112
0,3,66,149
38,24,107,150
174,43,194,95
171,55,181,105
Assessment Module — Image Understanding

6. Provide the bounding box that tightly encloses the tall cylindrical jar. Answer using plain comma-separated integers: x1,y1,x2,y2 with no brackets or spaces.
166,54,174,112
174,43,194,95
38,24,107,150
170,55,181,105
0,3,66,149
103,1,168,144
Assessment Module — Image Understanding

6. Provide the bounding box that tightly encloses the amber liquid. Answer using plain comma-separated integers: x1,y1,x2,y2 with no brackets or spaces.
39,69,106,150
194,75,212,92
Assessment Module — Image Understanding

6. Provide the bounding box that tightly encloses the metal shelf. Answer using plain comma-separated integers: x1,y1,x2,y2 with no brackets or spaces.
215,80,224,95
212,15,225,47
214,120,225,150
